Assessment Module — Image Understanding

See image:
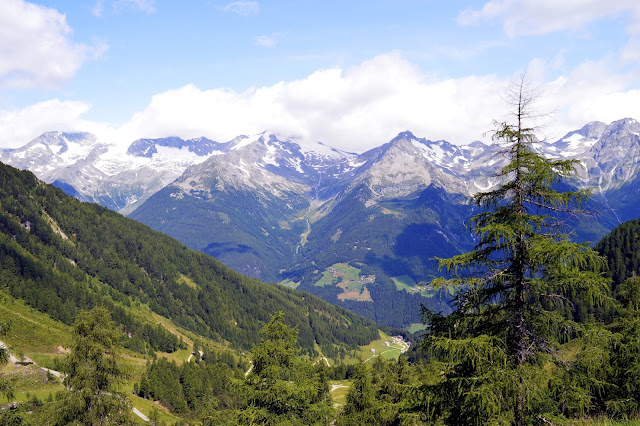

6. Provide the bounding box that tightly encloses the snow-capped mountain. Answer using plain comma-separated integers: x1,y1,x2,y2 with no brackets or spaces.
0,133,229,214
2,118,639,328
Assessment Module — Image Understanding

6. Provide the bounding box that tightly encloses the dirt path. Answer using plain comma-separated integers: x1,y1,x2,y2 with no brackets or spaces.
133,407,150,422
330,384,347,392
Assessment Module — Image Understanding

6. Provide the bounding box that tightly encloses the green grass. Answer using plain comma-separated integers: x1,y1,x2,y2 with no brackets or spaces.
314,269,337,287
329,380,351,408
279,279,300,289
392,275,416,291
391,275,435,297
314,263,374,301
408,323,428,333
0,291,71,356
358,330,408,362
130,394,182,424
177,274,199,289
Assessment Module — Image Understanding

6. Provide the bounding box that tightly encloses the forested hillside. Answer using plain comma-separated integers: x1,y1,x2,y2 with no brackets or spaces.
595,218,640,290
0,161,383,357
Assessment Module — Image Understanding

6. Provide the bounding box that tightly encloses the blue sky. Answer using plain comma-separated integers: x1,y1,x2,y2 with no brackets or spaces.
1,0,639,152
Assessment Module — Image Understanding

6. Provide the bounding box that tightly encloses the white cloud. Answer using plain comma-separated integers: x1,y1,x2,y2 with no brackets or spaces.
0,100,91,148
113,53,640,152
222,1,259,16
2,54,639,153
621,37,640,63
0,0,106,88
92,0,104,17
113,0,156,14
114,53,508,152
458,0,640,37
254,32,283,48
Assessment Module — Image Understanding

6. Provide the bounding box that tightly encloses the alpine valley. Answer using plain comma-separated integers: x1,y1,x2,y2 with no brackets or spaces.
2,118,639,328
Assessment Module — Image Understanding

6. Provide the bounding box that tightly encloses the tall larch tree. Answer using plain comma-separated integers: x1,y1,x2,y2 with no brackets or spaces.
421,75,611,425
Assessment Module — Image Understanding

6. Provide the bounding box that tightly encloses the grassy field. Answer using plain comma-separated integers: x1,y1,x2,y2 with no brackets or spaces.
0,289,227,424
279,278,301,289
358,330,408,362
177,273,199,289
0,291,71,356
392,275,435,297
329,380,351,408
130,394,182,424
408,322,428,333
315,263,374,302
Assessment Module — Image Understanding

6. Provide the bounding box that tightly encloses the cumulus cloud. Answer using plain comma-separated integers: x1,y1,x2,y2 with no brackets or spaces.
222,1,259,16
0,0,106,88
458,0,640,37
2,54,639,152
0,100,92,148
113,53,640,152
114,53,507,152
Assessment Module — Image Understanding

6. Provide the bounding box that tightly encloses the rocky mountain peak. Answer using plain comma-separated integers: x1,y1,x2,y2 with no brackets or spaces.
127,136,227,158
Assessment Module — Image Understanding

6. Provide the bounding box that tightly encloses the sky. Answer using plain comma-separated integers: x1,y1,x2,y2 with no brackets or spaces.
1,0,640,153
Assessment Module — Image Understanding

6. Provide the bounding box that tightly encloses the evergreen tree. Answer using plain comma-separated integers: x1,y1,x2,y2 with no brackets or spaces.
422,76,610,425
51,307,134,425
607,276,640,416
238,312,334,425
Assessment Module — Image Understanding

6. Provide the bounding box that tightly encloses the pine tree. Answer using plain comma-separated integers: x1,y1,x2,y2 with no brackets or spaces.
238,312,335,424
422,76,610,425
52,307,134,425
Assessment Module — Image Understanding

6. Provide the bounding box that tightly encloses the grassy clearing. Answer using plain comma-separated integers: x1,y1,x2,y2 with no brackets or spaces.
408,323,427,334
329,380,351,408
0,291,71,356
279,278,300,289
392,275,416,291
130,394,182,424
391,275,435,297
314,263,374,301
358,330,408,362
314,269,337,287
1,363,64,402
177,274,199,289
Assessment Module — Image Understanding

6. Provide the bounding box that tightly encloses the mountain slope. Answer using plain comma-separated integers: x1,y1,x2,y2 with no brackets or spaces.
0,160,384,356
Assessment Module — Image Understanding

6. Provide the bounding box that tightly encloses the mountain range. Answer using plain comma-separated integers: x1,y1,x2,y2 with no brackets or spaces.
2,117,639,328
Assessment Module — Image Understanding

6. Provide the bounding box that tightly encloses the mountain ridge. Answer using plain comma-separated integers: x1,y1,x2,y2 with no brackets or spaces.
3,118,640,328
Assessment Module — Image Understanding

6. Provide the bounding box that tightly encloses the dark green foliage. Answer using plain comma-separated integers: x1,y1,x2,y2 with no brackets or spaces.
129,184,309,283
421,80,611,425
595,218,640,290
138,313,337,424
0,161,380,355
136,353,241,415
606,276,640,417
49,307,134,425
236,312,334,425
